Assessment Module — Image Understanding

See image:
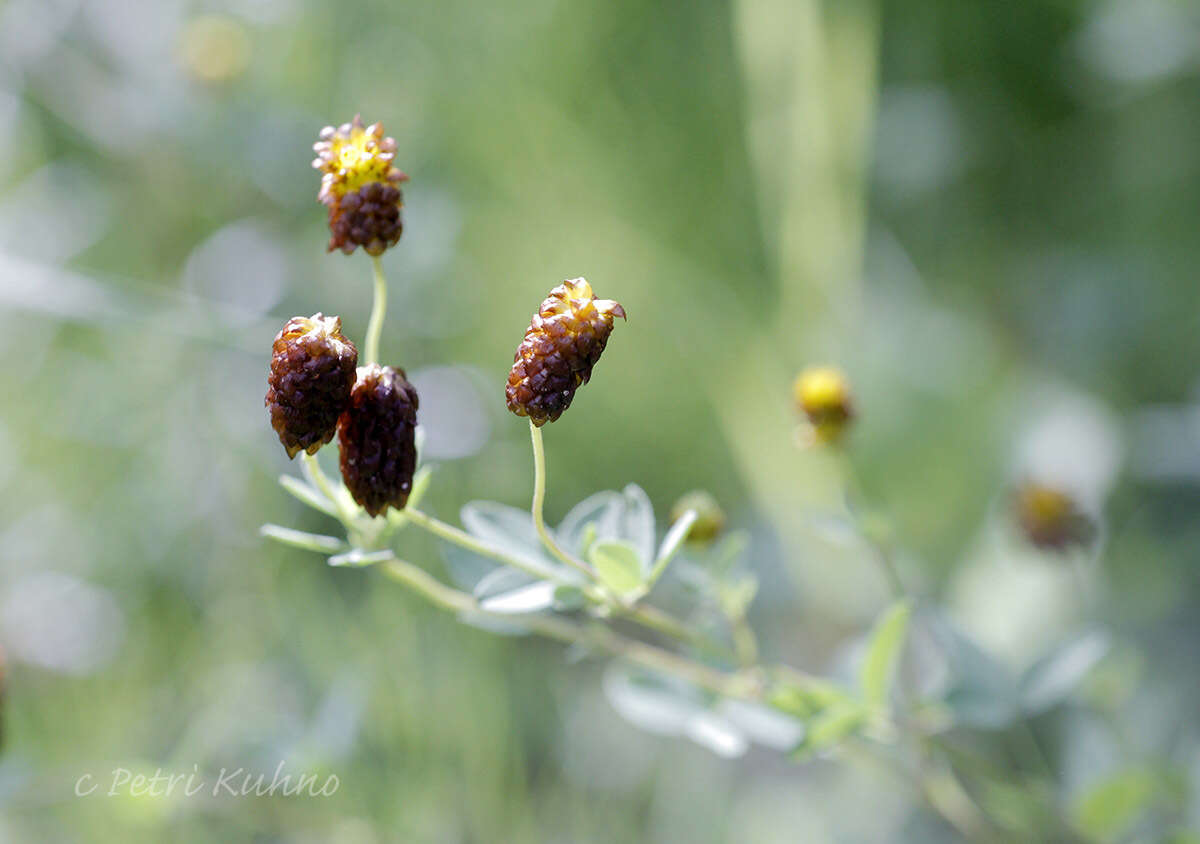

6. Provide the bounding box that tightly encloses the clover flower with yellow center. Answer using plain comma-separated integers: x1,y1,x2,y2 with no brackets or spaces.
793,366,854,444
312,116,408,256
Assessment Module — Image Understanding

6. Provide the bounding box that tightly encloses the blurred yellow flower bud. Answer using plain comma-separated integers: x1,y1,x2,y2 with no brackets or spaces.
793,366,854,444
670,490,726,545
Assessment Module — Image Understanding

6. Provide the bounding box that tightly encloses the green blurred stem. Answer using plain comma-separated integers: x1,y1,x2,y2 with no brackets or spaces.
379,556,746,698
364,255,388,366
838,451,905,598
529,421,597,579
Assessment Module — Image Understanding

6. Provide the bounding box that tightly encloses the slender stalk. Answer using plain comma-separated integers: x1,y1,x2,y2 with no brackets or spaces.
379,555,748,698
364,255,388,366
529,420,596,579
839,452,905,598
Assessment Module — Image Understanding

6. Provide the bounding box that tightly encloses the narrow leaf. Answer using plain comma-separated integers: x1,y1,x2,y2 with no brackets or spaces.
648,509,697,585
278,475,339,518
260,523,346,554
860,599,912,707
327,549,394,568
1020,631,1110,715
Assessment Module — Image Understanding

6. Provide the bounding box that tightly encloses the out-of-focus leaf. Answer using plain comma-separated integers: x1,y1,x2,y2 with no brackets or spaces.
616,484,656,569
792,701,868,759
479,581,557,614
648,508,697,585
717,575,758,620
860,599,912,707
602,666,749,758
588,540,645,597
327,549,393,568
473,567,555,614
278,475,339,519
552,584,587,610
558,486,655,572
767,676,850,719
557,490,621,554
1071,767,1160,842
1020,631,1110,715
716,699,805,751
922,609,1019,729
260,523,346,554
442,542,500,591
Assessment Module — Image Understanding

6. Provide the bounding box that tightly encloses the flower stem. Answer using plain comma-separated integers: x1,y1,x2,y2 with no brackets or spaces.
529,420,596,579
364,255,388,366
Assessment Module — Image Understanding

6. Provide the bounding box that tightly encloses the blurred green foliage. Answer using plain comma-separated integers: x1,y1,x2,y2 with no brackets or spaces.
1,0,1199,840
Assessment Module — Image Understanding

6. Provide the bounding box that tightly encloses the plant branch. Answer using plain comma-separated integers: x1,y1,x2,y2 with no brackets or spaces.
379,555,749,698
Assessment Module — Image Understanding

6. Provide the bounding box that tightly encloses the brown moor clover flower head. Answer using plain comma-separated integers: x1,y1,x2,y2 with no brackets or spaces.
338,364,419,517
1013,481,1094,551
793,366,855,445
505,278,626,427
266,314,358,458
313,116,407,256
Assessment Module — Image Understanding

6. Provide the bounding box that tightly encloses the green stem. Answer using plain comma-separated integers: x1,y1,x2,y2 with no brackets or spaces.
839,452,905,598
529,420,596,579
379,555,748,698
365,255,388,366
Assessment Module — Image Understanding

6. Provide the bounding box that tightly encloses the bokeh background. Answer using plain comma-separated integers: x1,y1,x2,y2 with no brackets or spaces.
2,0,1199,840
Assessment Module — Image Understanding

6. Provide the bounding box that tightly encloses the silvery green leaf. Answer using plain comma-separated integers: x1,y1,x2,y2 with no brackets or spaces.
442,542,500,591
716,699,805,751
327,549,394,568
557,490,621,554
260,523,346,554
278,475,339,519
460,501,572,580
604,666,702,735
558,486,655,571
1071,767,1160,842
588,540,645,597
683,711,749,758
603,666,748,758
616,484,656,570
860,600,912,707
473,566,534,598
479,581,557,614
922,609,1019,729
473,568,554,615
1020,631,1110,715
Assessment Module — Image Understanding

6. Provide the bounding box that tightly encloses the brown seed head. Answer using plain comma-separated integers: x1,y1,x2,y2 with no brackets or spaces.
338,364,419,517
505,278,626,426
266,314,358,458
